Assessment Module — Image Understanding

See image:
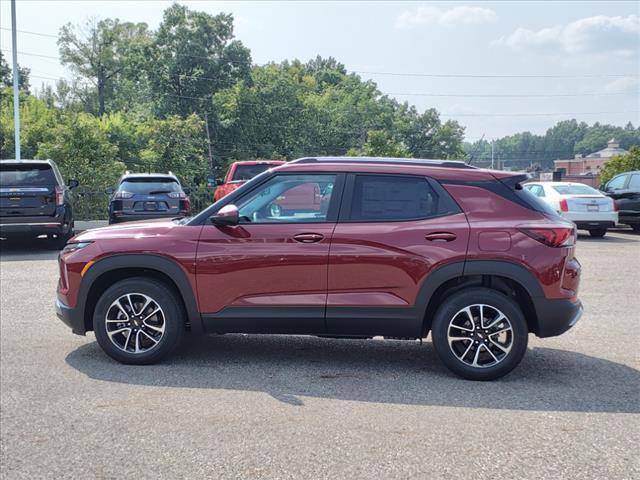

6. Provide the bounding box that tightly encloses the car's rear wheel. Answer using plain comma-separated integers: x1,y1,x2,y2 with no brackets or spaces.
431,288,528,380
589,228,607,238
631,224,640,232
93,278,184,365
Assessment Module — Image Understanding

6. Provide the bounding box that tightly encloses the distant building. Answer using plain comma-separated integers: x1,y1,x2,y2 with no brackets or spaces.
554,139,628,176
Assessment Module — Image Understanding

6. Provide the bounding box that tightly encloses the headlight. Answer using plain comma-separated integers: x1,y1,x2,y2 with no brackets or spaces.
61,241,93,254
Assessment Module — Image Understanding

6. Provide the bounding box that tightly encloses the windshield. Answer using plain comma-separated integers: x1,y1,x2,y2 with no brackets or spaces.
0,164,56,187
118,177,180,194
552,184,599,195
232,164,273,181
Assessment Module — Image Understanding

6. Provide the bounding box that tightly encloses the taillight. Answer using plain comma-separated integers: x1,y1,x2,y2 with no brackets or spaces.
179,197,192,214
55,186,64,206
612,199,619,212
519,226,576,247
559,199,569,212
114,191,134,199
168,192,187,199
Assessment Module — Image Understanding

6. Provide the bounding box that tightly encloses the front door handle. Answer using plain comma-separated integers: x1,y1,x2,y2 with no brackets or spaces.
293,233,324,243
425,232,457,242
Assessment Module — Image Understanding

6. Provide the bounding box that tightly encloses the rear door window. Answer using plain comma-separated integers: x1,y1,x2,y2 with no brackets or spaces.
0,164,57,187
628,174,640,190
347,175,458,221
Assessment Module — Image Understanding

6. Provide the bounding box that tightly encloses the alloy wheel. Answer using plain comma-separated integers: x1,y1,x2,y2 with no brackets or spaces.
105,293,166,354
447,304,513,368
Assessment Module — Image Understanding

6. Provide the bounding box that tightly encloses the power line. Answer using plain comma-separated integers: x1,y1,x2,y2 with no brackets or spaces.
3,45,639,80
0,26,57,38
26,73,634,98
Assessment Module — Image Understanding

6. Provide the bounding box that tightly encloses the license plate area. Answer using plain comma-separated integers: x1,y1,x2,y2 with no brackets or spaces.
144,202,158,211
587,205,599,212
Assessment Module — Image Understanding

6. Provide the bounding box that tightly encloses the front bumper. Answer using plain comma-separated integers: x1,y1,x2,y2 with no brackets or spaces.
532,298,583,338
55,297,86,336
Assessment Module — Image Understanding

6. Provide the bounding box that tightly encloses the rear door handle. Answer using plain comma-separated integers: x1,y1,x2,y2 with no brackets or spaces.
425,232,457,242
293,233,324,243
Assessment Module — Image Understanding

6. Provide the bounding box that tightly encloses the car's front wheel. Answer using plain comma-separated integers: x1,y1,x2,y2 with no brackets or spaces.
93,278,184,364
431,287,528,380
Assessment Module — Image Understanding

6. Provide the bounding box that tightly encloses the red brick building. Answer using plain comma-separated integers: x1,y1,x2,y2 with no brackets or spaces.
554,139,628,176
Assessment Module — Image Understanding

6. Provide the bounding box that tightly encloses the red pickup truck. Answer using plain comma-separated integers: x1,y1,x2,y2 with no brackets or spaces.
213,160,286,202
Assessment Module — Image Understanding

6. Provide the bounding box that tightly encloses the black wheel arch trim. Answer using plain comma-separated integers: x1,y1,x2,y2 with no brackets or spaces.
78,253,202,334
416,259,545,335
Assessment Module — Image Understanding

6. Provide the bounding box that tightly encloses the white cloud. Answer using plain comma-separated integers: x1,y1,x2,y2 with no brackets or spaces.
395,5,497,29
604,76,640,93
497,15,640,56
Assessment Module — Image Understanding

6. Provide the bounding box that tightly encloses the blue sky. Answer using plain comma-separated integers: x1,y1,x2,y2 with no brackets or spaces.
1,1,638,140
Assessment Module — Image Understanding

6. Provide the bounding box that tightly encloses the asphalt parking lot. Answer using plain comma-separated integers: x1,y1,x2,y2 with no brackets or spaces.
1,231,639,479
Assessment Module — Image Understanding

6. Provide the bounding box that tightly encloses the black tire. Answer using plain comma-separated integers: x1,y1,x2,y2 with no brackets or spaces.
588,228,607,238
631,224,640,233
431,287,528,381
93,277,184,365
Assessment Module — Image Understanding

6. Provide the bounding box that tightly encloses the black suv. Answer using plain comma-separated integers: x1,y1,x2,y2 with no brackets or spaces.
107,172,192,224
601,171,640,231
0,159,78,246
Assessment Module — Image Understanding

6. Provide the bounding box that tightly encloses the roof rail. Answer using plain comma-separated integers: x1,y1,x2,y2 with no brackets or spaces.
290,156,475,169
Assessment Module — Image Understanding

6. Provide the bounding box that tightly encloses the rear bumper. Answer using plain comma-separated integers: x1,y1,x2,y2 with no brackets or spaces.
532,297,583,338
562,212,617,230
110,212,180,223
0,211,67,237
574,221,615,230
55,297,86,335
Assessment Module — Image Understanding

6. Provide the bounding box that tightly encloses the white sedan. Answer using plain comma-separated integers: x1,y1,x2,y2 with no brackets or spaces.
524,181,618,237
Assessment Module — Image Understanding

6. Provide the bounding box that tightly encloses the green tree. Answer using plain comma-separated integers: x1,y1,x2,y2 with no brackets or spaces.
136,114,208,183
58,18,152,115
600,146,640,183
36,112,125,187
149,4,251,118
347,130,411,157
0,52,31,92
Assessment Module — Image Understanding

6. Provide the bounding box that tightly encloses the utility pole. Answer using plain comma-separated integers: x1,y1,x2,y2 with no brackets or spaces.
11,0,21,160
203,112,214,174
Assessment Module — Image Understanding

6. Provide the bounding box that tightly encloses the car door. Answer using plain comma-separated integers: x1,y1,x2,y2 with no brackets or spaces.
326,173,470,338
196,172,344,334
604,173,632,215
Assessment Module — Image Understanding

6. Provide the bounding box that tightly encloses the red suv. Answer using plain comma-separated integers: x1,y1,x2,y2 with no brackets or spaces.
56,157,582,380
213,160,286,201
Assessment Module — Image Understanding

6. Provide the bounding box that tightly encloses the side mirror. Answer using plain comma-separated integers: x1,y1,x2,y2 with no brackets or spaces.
183,187,191,195
599,184,606,191
68,179,79,189
211,204,239,226
105,187,114,195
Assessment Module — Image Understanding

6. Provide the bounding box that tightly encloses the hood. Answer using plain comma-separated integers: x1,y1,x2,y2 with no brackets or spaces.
72,218,181,242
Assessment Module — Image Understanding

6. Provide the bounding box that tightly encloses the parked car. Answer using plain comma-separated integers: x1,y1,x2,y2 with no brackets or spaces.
600,171,640,232
524,181,617,237
56,157,582,380
213,160,286,202
0,159,78,247
107,172,191,224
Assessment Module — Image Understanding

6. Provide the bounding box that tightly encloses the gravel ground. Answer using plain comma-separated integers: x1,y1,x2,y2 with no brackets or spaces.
1,231,639,479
